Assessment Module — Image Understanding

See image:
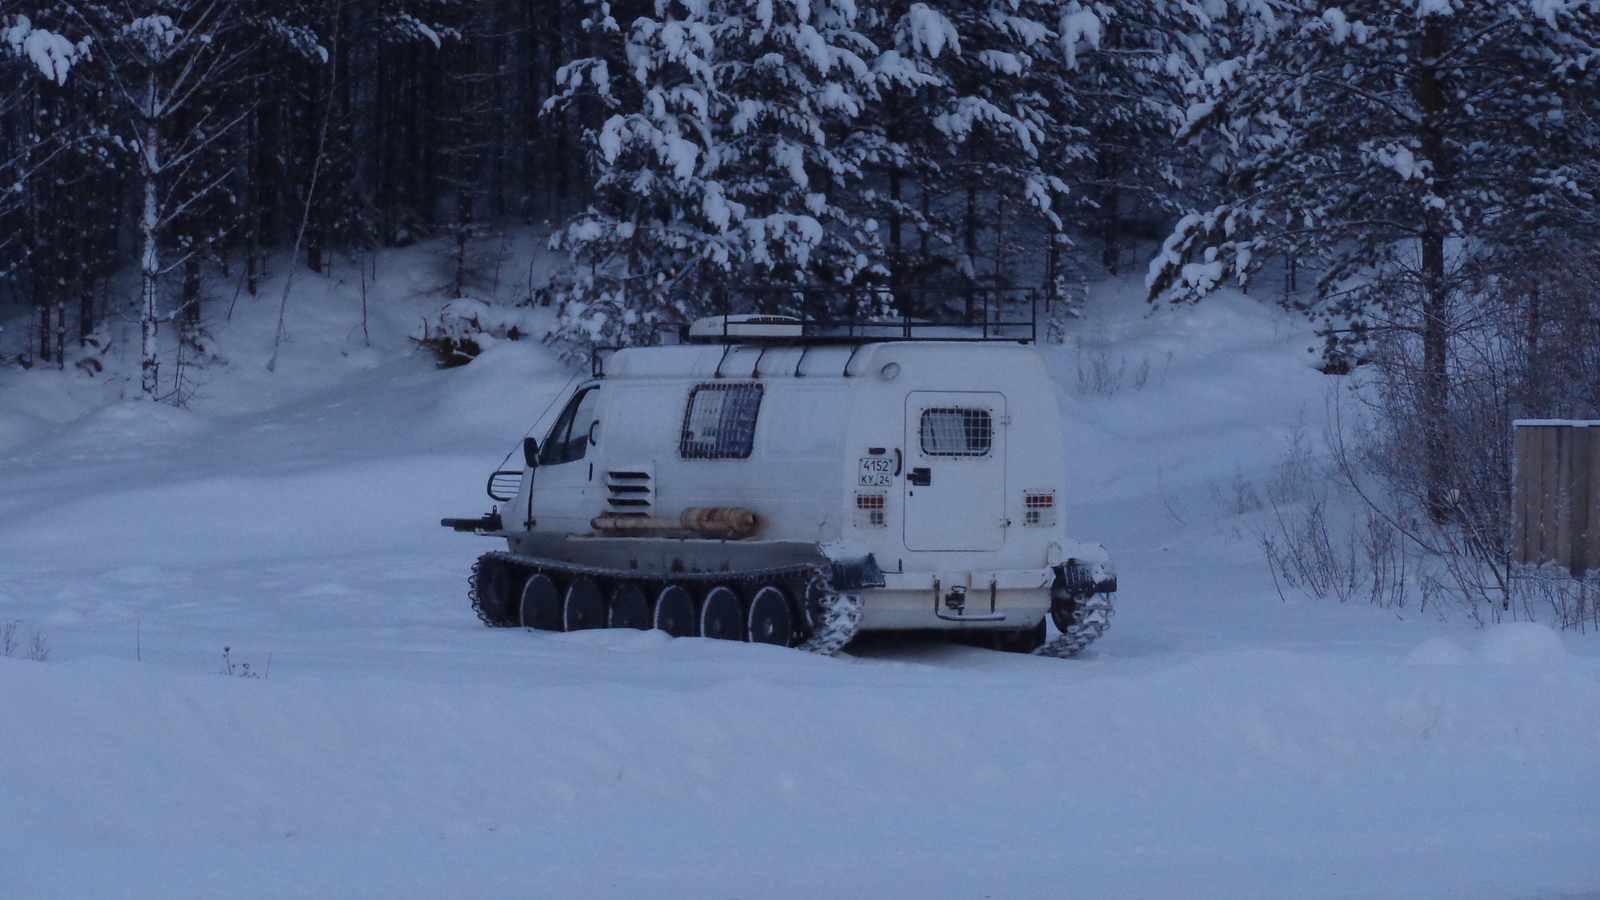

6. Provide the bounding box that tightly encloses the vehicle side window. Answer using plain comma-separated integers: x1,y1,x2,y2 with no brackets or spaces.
680,382,763,459
541,387,600,465
919,407,992,457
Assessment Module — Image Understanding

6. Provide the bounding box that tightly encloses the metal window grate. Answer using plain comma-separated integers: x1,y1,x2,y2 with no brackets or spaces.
680,383,764,459
919,408,992,457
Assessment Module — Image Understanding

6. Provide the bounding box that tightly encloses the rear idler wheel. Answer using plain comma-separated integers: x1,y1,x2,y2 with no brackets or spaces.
608,582,651,630
746,585,795,646
519,573,562,631
563,577,605,631
699,586,745,641
652,585,697,638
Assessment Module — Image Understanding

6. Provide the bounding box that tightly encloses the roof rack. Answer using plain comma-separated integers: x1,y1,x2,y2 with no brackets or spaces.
682,286,1044,345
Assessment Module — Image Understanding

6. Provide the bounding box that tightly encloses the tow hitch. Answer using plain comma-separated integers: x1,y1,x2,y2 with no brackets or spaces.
934,578,1006,622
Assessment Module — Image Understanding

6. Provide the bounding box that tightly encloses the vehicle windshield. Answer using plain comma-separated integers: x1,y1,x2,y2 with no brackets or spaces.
540,386,600,465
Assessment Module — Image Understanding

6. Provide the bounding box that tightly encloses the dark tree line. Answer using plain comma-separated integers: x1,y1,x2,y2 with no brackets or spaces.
2,0,597,391
5,0,1223,388
7,0,1597,456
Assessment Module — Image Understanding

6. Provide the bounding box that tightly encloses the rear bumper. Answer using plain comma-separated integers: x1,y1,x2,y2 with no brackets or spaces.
855,558,1116,632
858,567,1052,631
857,585,1052,631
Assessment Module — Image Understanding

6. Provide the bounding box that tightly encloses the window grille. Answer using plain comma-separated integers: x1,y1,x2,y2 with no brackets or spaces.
680,383,764,459
919,408,992,457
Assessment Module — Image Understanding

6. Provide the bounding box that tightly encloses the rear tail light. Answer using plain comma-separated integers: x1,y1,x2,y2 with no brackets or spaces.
1023,491,1056,526
855,493,886,527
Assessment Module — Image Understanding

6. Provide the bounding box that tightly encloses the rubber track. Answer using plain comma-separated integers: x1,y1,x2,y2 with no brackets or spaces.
468,550,862,656
1035,591,1114,658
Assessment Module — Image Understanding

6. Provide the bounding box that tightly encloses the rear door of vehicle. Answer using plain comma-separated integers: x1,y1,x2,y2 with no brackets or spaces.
903,391,1006,551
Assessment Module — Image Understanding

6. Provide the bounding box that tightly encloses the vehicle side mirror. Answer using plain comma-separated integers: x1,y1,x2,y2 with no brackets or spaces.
523,437,540,468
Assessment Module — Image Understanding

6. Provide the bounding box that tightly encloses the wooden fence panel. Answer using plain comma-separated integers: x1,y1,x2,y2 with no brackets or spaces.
1514,421,1600,576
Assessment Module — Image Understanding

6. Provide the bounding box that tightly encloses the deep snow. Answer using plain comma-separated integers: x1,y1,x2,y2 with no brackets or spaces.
1,251,1597,899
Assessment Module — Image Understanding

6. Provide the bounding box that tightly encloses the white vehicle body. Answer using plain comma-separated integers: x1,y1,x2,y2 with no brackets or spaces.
486,336,1113,637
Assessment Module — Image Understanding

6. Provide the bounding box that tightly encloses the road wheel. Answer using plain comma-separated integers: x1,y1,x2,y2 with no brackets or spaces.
563,577,605,631
746,585,794,646
519,573,562,631
699,586,745,641
608,582,651,630
653,585,697,637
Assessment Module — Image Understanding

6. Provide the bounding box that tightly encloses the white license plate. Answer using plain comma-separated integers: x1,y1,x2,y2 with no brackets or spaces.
858,457,893,486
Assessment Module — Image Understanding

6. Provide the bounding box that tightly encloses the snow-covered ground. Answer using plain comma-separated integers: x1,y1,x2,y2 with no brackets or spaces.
2,252,1597,899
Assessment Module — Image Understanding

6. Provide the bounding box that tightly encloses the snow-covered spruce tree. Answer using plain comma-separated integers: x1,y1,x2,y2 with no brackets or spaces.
851,0,1212,303
851,0,1087,297
1147,0,1600,520
1055,0,1221,277
545,0,883,348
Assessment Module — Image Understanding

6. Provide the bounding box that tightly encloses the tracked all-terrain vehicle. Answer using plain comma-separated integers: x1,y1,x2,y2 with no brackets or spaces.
443,309,1116,656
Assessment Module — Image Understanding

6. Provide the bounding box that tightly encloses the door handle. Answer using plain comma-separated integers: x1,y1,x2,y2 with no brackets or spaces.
908,467,931,486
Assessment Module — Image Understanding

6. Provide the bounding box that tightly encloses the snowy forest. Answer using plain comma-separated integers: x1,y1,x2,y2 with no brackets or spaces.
8,0,1597,358
6,0,1600,613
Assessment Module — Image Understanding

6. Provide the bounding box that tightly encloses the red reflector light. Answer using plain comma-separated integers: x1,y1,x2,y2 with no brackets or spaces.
856,494,885,509
1025,493,1054,508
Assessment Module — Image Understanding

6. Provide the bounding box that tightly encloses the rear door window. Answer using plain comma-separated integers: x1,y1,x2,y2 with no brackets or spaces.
919,407,993,457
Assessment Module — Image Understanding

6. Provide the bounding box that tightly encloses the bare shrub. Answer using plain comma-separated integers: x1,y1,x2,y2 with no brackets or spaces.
1259,481,1411,608
220,646,268,678
1073,330,1171,396
26,631,47,662
3,621,49,662
1508,566,1600,633
1221,467,1263,515
1294,244,1600,627
1075,331,1127,395
1257,420,1412,609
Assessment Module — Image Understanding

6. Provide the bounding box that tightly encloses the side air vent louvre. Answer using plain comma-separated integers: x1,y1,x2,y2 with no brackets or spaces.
605,467,654,518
